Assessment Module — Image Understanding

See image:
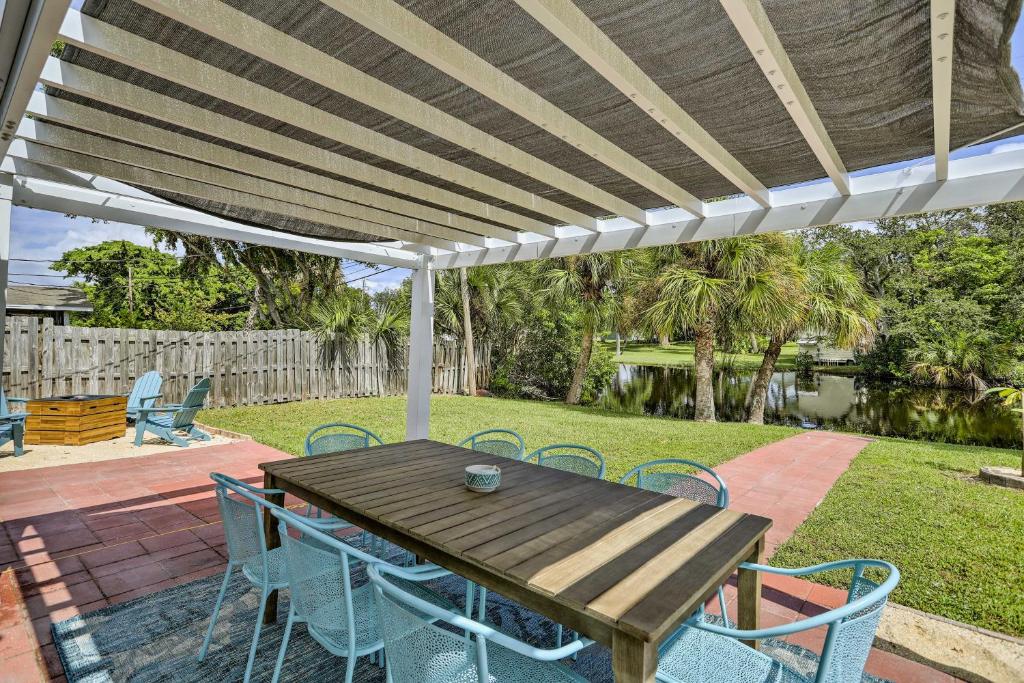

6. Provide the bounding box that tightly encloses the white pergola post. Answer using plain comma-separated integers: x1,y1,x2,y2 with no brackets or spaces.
0,173,12,384
405,258,434,440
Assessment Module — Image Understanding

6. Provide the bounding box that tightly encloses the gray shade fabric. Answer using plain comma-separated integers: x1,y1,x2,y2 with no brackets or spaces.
52,0,1024,243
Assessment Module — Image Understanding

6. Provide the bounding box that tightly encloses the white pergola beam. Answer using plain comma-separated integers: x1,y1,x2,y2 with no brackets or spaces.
133,0,647,227
719,0,851,195
514,0,771,209
7,139,464,251
15,118,491,248
0,0,71,157
931,1,956,181
321,0,706,218
37,57,555,240
24,93,522,245
4,170,420,267
435,148,1024,269
58,10,586,233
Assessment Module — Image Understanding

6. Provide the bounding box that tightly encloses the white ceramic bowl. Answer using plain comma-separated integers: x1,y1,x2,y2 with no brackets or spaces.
465,464,501,492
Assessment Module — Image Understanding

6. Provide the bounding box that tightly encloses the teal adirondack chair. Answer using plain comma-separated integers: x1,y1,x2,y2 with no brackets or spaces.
0,388,29,456
134,378,212,447
125,371,163,423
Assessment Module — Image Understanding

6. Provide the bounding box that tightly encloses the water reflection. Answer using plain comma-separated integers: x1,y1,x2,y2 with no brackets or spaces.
599,365,1021,448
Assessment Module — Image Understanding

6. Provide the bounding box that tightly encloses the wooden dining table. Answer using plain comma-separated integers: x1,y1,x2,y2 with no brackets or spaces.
259,439,771,682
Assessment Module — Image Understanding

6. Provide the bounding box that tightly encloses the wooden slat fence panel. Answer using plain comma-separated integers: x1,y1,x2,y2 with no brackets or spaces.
2,316,489,407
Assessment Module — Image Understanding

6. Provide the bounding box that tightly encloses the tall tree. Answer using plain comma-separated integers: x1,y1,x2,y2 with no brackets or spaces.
52,240,250,330
644,236,793,421
540,253,630,405
745,241,878,424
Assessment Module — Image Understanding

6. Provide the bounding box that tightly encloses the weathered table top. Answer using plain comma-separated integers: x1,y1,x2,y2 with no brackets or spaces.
260,439,771,652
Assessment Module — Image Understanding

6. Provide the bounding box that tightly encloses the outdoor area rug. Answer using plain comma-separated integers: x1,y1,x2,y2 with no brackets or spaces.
52,539,890,682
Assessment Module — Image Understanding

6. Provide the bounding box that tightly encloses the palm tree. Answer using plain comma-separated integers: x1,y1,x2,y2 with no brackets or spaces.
459,268,477,396
645,236,795,422
746,241,879,424
986,386,1024,476
541,253,631,404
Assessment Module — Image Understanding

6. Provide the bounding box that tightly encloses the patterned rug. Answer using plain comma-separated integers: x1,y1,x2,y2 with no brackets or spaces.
52,539,889,682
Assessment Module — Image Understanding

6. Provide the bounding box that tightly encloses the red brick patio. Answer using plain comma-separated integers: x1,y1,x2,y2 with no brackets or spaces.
0,439,956,682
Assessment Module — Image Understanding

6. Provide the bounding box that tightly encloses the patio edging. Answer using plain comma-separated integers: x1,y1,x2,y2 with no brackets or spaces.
193,422,253,441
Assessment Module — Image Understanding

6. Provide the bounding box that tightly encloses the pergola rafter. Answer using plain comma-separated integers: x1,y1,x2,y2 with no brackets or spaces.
719,0,851,195
57,9,589,233
132,0,649,227
513,0,772,208
320,0,707,218
931,0,957,181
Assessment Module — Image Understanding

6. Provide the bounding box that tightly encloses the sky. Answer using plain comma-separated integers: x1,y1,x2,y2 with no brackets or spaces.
9,16,1024,292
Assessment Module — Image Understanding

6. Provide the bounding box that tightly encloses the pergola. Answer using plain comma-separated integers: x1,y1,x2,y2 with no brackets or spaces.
1,0,1023,447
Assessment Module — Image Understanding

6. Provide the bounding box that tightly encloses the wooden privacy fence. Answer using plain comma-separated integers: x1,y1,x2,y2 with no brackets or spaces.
2,317,490,408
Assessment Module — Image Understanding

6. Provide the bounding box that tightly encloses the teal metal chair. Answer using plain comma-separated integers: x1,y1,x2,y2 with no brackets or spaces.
125,370,162,423
303,422,384,522
620,459,730,623
0,388,28,457
369,562,592,683
200,473,289,683
269,506,461,683
305,422,384,456
656,560,900,683
457,429,525,460
134,378,212,447
619,458,729,507
526,444,606,479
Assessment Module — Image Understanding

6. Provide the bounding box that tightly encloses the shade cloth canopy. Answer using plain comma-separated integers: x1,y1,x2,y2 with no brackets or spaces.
32,0,1022,246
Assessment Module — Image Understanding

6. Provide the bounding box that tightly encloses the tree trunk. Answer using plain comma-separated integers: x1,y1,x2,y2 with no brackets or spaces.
693,322,716,422
659,332,671,348
566,326,595,405
459,267,477,397
616,332,621,356
747,336,785,424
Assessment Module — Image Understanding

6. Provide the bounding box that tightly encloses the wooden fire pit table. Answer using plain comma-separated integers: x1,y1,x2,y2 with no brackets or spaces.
25,395,128,446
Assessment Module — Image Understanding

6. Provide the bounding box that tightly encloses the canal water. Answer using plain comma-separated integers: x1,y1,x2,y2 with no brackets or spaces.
599,364,1022,448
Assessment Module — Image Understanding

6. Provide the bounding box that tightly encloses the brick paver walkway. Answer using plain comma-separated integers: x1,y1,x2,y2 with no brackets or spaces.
0,437,957,682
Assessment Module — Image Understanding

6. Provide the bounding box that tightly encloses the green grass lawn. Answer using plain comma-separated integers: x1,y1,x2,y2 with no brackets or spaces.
201,394,796,483
772,438,1024,638
599,341,799,369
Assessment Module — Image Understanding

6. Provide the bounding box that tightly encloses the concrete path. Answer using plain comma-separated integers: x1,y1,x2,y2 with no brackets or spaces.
711,431,873,555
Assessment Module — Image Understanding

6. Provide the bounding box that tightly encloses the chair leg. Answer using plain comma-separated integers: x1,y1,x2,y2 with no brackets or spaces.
477,586,488,622
344,650,357,683
244,588,270,683
717,586,731,629
133,419,147,447
198,565,234,661
12,422,24,457
271,604,296,683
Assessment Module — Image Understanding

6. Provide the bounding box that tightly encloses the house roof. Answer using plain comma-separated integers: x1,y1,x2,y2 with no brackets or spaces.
6,285,93,312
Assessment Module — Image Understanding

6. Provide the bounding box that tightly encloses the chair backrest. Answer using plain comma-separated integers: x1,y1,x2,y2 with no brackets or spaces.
457,429,525,460
271,507,384,642
210,473,281,569
816,568,892,683
368,563,588,683
304,422,385,456
127,371,162,412
692,559,899,683
619,458,728,507
527,444,606,479
171,378,211,429
0,388,9,417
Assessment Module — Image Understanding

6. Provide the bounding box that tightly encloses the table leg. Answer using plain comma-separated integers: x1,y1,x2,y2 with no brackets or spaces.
263,472,284,625
612,630,656,682
737,536,766,649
